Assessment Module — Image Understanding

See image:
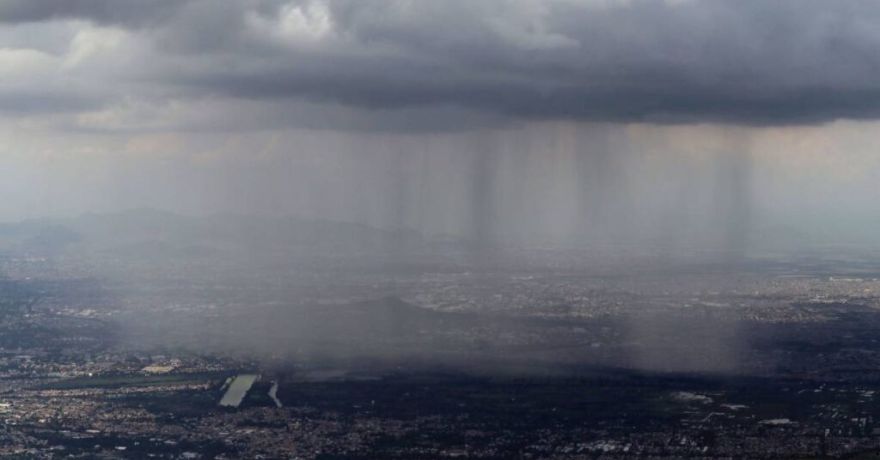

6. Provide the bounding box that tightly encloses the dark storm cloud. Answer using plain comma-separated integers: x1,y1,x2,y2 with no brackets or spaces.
7,0,880,126
154,0,880,125
0,0,199,28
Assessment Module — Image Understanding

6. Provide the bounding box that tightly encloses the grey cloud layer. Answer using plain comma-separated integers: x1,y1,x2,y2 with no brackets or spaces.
0,0,191,27
4,0,880,127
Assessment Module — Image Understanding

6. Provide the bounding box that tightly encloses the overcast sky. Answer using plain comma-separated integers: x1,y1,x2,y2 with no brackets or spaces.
4,0,880,128
1,0,880,249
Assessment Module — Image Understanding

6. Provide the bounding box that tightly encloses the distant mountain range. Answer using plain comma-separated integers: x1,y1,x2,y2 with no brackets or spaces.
0,208,429,262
